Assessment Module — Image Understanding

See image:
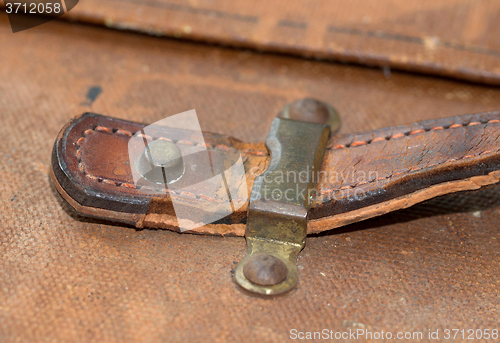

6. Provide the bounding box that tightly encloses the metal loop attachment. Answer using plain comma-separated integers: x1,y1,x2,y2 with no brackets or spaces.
235,99,335,295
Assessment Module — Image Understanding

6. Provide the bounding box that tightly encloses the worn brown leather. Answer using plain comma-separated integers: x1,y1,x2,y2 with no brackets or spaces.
52,111,500,235
5,1,500,84
56,0,500,86
3,10,500,343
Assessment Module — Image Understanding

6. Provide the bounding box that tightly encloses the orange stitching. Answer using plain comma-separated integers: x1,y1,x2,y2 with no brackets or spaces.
315,148,500,199
77,126,269,156
176,140,193,146
215,144,231,151
95,126,112,133
73,125,257,203
329,119,500,151
116,129,132,137
136,133,152,141
181,191,196,198
199,194,216,202
75,120,499,203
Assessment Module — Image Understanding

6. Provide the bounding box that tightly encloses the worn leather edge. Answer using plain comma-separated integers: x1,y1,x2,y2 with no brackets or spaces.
308,170,500,234
52,112,500,236
52,162,500,236
51,168,246,236
51,167,144,226
51,113,151,214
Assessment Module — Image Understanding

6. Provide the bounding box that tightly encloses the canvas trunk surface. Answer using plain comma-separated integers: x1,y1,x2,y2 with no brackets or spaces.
1,2,500,342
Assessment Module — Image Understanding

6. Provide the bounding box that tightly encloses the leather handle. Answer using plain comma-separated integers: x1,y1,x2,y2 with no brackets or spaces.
51,112,500,235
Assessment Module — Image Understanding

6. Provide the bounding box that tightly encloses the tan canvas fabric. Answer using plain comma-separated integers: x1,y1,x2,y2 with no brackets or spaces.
1,5,500,342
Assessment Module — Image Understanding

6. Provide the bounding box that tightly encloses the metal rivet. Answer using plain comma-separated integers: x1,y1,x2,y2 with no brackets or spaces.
278,98,340,133
234,104,332,295
136,140,184,184
243,253,288,286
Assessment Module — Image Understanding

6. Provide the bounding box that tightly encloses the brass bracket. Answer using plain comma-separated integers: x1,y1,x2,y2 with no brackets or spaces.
234,99,338,295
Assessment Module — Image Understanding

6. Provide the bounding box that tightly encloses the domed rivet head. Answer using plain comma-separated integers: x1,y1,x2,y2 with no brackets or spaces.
136,140,184,184
243,253,288,286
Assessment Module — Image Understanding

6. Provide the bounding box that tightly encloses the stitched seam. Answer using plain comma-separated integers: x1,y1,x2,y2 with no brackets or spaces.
80,126,269,156
314,120,500,200
74,121,500,203
75,126,260,203
328,119,500,150
315,148,499,200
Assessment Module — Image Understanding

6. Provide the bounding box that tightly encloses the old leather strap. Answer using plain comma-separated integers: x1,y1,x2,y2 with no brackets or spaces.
52,111,500,235
40,0,500,86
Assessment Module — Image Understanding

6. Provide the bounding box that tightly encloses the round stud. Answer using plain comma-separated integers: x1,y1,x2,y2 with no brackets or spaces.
278,98,341,134
243,253,288,286
136,139,184,184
